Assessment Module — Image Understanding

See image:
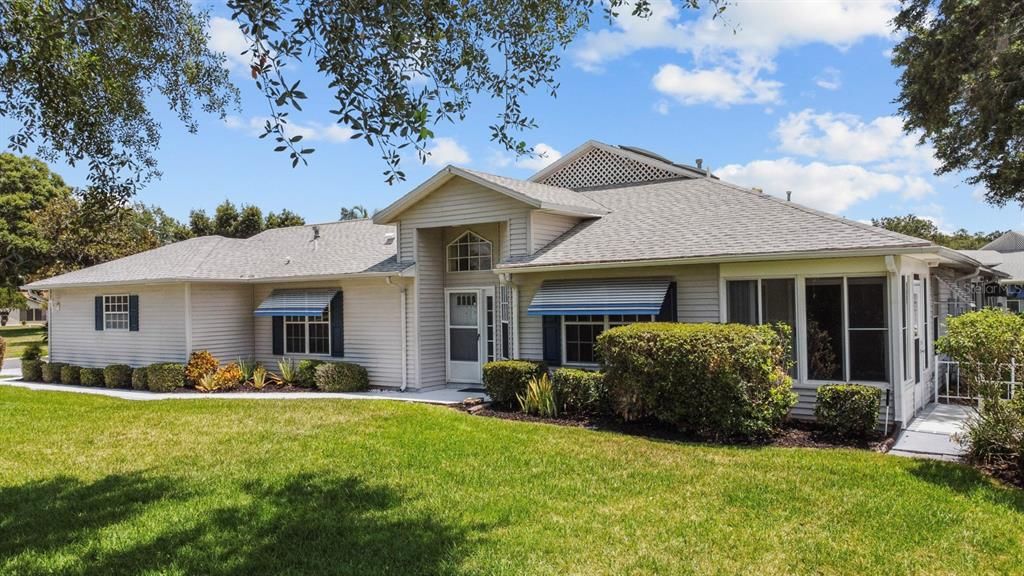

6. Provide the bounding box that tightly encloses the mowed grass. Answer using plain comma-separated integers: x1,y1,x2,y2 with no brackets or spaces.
1,388,1022,575
0,325,46,359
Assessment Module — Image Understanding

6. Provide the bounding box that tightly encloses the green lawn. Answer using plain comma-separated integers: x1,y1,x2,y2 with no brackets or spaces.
1,388,1022,575
0,325,46,359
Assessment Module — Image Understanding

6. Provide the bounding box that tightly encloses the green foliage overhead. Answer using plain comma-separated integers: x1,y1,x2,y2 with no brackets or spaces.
338,205,368,221
893,0,1024,206
872,214,1005,250
1,0,723,199
0,286,27,311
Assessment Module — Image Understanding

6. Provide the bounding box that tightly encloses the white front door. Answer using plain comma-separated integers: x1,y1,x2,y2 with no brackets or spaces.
446,289,491,383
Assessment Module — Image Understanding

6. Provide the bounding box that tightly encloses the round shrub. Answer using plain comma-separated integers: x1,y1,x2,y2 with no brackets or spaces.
212,363,243,391
131,367,148,390
60,365,82,386
297,359,325,388
597,322,797,440
21,342,43,361
80,368,104,387
482,360,547,408
103,364,133,389
185,350,219,387
551,368,607,416
314,361,370,392
21,359,43,382
815,384,881,439
41,362,65,383
147,363,185,392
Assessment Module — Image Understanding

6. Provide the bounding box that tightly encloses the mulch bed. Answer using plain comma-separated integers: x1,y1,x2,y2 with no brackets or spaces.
976,461,1024,490
461,405,894,452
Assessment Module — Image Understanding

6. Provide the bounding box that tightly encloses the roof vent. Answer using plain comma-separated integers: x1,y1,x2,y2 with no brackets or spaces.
312,225,320,240
383,232,395,245
786,191,792,202
696,158,703,170
284,256,291,265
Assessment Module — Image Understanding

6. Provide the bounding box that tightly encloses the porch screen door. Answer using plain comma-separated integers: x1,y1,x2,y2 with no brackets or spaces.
448,292,481,382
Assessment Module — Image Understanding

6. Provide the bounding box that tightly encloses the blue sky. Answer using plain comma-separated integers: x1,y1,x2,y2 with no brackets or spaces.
6,0,1023,233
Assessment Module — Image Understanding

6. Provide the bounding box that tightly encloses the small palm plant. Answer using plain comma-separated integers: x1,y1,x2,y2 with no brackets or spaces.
251,365,269,390
517,373,558,418
195,372,220,393
238,358,256,383
277,358,299,385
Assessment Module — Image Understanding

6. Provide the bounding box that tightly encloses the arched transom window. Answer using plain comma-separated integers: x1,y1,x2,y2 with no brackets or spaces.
447,231,492,272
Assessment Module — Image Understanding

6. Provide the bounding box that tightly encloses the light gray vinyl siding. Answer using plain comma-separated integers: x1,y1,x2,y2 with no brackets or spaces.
514,263,721,360
530,211,580,254
190,283,254,362
49,284,187,368
397,178,531,263
253,278,405,387
415,228,445,388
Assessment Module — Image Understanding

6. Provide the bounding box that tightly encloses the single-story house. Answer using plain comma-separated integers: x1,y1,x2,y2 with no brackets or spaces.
25,140,992,427
7,290,47,325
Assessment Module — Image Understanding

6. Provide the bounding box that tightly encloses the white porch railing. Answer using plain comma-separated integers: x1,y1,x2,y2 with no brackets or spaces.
934,357,1019,406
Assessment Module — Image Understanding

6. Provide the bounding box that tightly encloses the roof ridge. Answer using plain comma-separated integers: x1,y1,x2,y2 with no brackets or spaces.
700,178,934,247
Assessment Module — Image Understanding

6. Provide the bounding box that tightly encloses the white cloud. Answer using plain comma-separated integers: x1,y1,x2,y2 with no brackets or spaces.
573,0,897,71
225,115,354,143
775,109,938,172
653,99,671,115
814,67,842,90
514,143,563,171
717,158,934,213
573,0,895,108
652,64,782,106
423,137,471,167
208,17,251,70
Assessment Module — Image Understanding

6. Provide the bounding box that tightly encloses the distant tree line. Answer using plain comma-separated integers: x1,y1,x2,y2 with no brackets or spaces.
872,215,1005,250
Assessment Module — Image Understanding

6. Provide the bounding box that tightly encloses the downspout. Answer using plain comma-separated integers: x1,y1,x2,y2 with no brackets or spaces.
387,276,408,391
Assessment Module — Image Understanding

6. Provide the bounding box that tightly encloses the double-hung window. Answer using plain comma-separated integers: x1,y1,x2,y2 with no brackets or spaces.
103,295,130,331
563,314,654,364
284,313,331,355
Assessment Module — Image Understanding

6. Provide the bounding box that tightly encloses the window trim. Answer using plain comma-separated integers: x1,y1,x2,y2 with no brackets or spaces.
283,310,332,356
102,294,131,331
446,230,493,273
561,314,654,367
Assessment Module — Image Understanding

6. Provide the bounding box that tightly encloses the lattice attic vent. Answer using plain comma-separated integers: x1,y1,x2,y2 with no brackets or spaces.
539,147,681,189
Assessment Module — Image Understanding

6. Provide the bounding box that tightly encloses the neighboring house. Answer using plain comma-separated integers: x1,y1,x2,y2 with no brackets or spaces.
9,291,47,325
959,231,1024,312
25,141,989,428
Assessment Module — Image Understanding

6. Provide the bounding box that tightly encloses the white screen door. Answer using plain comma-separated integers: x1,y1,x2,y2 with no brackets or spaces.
447,290,484,383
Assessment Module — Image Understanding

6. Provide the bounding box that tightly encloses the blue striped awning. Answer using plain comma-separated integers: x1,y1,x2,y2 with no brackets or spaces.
254,289,338,317
527,278,672,316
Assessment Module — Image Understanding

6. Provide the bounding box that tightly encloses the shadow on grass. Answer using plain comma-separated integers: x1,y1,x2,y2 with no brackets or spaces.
1,472,482,575
907,459,1024,511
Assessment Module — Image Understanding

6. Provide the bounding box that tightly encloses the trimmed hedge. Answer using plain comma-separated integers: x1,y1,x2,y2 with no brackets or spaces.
483,360,547,408
103,364,133,389
41,362,65,384
80,368,104,387
60,365,82,386
816,384,881,439
21,359,43,382
551,368,607,416
297,359,325,388
147,363,185,392
597,322,797,440
131,367,148,390
314,361,370,392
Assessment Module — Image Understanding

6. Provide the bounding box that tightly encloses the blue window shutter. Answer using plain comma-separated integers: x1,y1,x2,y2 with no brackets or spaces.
656,282,677,322
94,296,104,331
542,315,561,366
128,295,140,331
272,316,284,355
330,291,344,357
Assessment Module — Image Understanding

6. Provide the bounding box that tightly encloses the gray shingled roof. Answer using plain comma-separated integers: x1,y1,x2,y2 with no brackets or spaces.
959,249,1024,280
456,167,608,214
498,178,933,269
26,220,405,288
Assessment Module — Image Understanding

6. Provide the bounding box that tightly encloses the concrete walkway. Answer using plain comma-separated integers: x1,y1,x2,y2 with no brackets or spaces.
890,403,973,461
0,379,487,405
